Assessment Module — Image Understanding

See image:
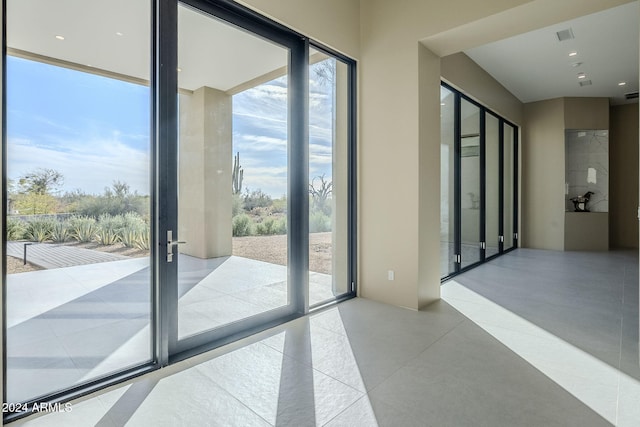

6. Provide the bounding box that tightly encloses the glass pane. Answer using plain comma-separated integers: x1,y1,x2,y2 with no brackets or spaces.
460,99,481,268
308,49,350,306
177,5,290,339
504,124,515,249
440,87,456,277
485,114,500,258
5,0,152,403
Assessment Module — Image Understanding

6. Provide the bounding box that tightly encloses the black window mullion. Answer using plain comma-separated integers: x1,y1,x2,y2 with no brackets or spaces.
513,127,519,248
453,93,461,272
155,0,178,364
498,119,505,253
479,110,486,262
289,37,309,314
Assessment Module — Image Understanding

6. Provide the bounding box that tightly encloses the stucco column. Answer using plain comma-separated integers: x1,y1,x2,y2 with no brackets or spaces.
178,86,232,259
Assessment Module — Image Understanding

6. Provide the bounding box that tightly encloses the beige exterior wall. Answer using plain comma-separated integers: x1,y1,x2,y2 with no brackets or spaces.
522,98,566,250
610,103,639,249
441,52,523,125
178,87,233,259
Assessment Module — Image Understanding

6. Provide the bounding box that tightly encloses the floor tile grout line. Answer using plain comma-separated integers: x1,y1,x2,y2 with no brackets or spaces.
365,315,467,398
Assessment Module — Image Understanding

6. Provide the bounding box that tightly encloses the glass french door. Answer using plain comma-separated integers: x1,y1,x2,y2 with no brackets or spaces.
440,83,518,279
162,1,307,357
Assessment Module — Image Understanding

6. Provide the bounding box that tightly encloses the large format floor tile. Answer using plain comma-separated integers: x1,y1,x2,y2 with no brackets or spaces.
11,249,639,426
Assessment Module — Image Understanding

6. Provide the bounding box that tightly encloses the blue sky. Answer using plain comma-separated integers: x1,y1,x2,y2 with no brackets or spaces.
7,55,335,198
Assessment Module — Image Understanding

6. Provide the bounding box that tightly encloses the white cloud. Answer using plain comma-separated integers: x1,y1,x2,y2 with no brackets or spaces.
8,136,150,195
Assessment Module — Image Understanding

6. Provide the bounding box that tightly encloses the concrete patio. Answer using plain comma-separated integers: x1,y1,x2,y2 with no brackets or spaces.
5,254,335,403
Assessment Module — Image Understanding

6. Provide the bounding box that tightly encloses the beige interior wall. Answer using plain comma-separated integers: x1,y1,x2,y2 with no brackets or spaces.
441,52,523,125
522,98,566,250
564,97,610,130
418,45,442,308
238,0,360,59
610,103,639,249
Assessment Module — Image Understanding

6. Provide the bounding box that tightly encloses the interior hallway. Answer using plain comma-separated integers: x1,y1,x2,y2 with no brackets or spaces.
12,249,638,426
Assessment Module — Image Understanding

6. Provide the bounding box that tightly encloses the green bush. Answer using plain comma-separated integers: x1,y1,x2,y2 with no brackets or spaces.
256,217,275,235
25,218,56,242
6,217,26,240
51,220,72,243
256,216,287,235
309,211,331,233
69,215,97,242
232,193,243,217
232,214,253,237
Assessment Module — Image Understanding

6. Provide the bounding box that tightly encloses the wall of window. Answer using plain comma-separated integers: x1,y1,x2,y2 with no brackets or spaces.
2,0,356,420
440,82,518,279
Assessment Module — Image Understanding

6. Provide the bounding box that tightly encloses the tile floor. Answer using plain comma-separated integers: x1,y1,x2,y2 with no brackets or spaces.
10,248,639,426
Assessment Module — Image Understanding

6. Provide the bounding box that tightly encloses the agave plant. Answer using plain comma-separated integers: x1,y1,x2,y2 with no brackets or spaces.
6,217,26,241
68,215,97,243
134,227,150,250
50,220,72,243
25,219,55,243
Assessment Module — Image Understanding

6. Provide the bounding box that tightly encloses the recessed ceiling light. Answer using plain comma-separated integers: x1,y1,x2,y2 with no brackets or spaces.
618,82,627,86
578,73,586,79
55,35,65,40
177,67,182,72
569,51,578,57
116,32,123,36
441,102,446,106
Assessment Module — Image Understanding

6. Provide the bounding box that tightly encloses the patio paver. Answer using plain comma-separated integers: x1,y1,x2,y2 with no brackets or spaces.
6,241,129,269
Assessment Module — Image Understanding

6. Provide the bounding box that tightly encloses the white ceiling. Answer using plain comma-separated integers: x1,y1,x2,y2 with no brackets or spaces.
464,1,639,105
7,0,287,92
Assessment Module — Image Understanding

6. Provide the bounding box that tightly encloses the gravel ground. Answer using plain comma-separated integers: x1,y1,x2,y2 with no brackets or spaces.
233,232,332,274
6,232,333,275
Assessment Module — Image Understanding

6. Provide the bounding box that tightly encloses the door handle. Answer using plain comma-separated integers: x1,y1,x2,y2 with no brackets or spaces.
166,230,186,262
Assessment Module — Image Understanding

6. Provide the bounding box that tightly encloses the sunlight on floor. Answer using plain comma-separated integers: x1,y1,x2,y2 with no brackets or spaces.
14,307,378,426
442,280,640,426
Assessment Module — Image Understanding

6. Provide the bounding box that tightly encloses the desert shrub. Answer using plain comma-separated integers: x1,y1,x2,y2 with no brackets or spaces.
6,217,26,240
309,211,331,233
273,217,287,235
50,220,72,243
271,197,287,214
255,217,275,235
232,214,253,237
24,218,56,242
68,215,97,242
232,193,243,217
243,189,272,211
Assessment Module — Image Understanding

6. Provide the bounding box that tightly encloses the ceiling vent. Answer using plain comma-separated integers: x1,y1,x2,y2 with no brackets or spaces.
625,91,639,100
579,80,592,87
556,28,575,42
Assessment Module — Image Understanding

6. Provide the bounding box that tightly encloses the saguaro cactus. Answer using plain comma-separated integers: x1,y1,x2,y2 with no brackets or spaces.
232,152,244,195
